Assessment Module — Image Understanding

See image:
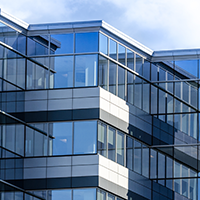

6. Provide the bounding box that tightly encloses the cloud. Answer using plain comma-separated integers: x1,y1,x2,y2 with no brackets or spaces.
1,0,200,50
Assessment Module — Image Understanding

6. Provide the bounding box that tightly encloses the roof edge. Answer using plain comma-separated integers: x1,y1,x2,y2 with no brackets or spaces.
0,8,29,29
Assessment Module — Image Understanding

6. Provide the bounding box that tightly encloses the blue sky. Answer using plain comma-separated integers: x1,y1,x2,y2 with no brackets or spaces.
1,0,200,51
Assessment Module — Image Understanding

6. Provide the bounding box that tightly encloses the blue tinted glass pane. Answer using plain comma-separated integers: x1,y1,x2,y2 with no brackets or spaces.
175,60,198,78
52,190,72,200
99,33,108,54
53,56,73,88
118,66,125,100
51,122,72,155
127,49,134,70
51,34,73,54
99,55,108,90
74,121,97,154
73,189,96,200
75,32,98,53
75,54,98,87
118,44,125,65
109,61,117,95
136,54,143,74
109,39,117,60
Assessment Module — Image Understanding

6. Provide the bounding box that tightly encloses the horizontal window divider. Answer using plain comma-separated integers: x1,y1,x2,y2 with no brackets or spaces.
0,146,23,158
152,78,200,83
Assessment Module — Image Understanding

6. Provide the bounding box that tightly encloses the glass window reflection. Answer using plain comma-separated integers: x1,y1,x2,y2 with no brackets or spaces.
51,33,73,54
74,121,97,154
75,54,98,87
50,122,72,155
118,44,125,65
75,32,98,53
73,188,96,200
53,56,73,88
109,39,117,60
99,33,108,55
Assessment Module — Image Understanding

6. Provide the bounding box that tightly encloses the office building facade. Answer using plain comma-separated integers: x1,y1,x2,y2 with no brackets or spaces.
0,9,199,200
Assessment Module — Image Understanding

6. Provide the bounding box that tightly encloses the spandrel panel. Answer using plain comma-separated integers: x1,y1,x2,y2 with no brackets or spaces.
53,56,73,88
75,32,98,53
175,59,198,78
99,33,108,55
75,54,98,87
99,55,108,90
50,33,73,54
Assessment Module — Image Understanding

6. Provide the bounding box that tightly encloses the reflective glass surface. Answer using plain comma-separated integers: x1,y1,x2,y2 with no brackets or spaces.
118,66,125,100
127,49,134,70
51,190,72,200
73,188,96,200
99,33,108,55
109,61,117,95
75,54,98,87
74,121,97,154
50,122,72,155
51,33,73,54
75,32,98,53
99,55,108,90
53,56,73,88
109,39,117,60
118,44,125,65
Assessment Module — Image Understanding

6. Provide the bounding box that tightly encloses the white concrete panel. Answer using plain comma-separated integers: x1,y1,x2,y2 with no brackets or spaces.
108,160,118,173
118,165,128,177
48,89,72,99
25,90,48,100
110,103,119,118
24,158,46,168
47,166,71,178
108,169,118,184
73,87,99,98
118,174,128,188
24,168,46,179
47,156,72,167
109,93,118,106
99,155,109,167
99,87,109,101
72,165,98,177
25,100,47,111
72,155,98,165
118,108,129,123
48,99,72,110
99,165,109,180
99,97,109,112
73,97,99,109
118,98,129,112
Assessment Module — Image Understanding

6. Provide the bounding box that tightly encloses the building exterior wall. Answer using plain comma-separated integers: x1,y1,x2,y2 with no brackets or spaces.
0,10,199,200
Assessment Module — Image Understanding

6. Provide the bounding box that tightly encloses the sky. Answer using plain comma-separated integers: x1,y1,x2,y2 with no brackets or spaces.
1,0,200,51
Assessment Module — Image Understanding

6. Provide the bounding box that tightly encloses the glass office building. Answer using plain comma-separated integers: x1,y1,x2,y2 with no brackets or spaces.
0,9,199,200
